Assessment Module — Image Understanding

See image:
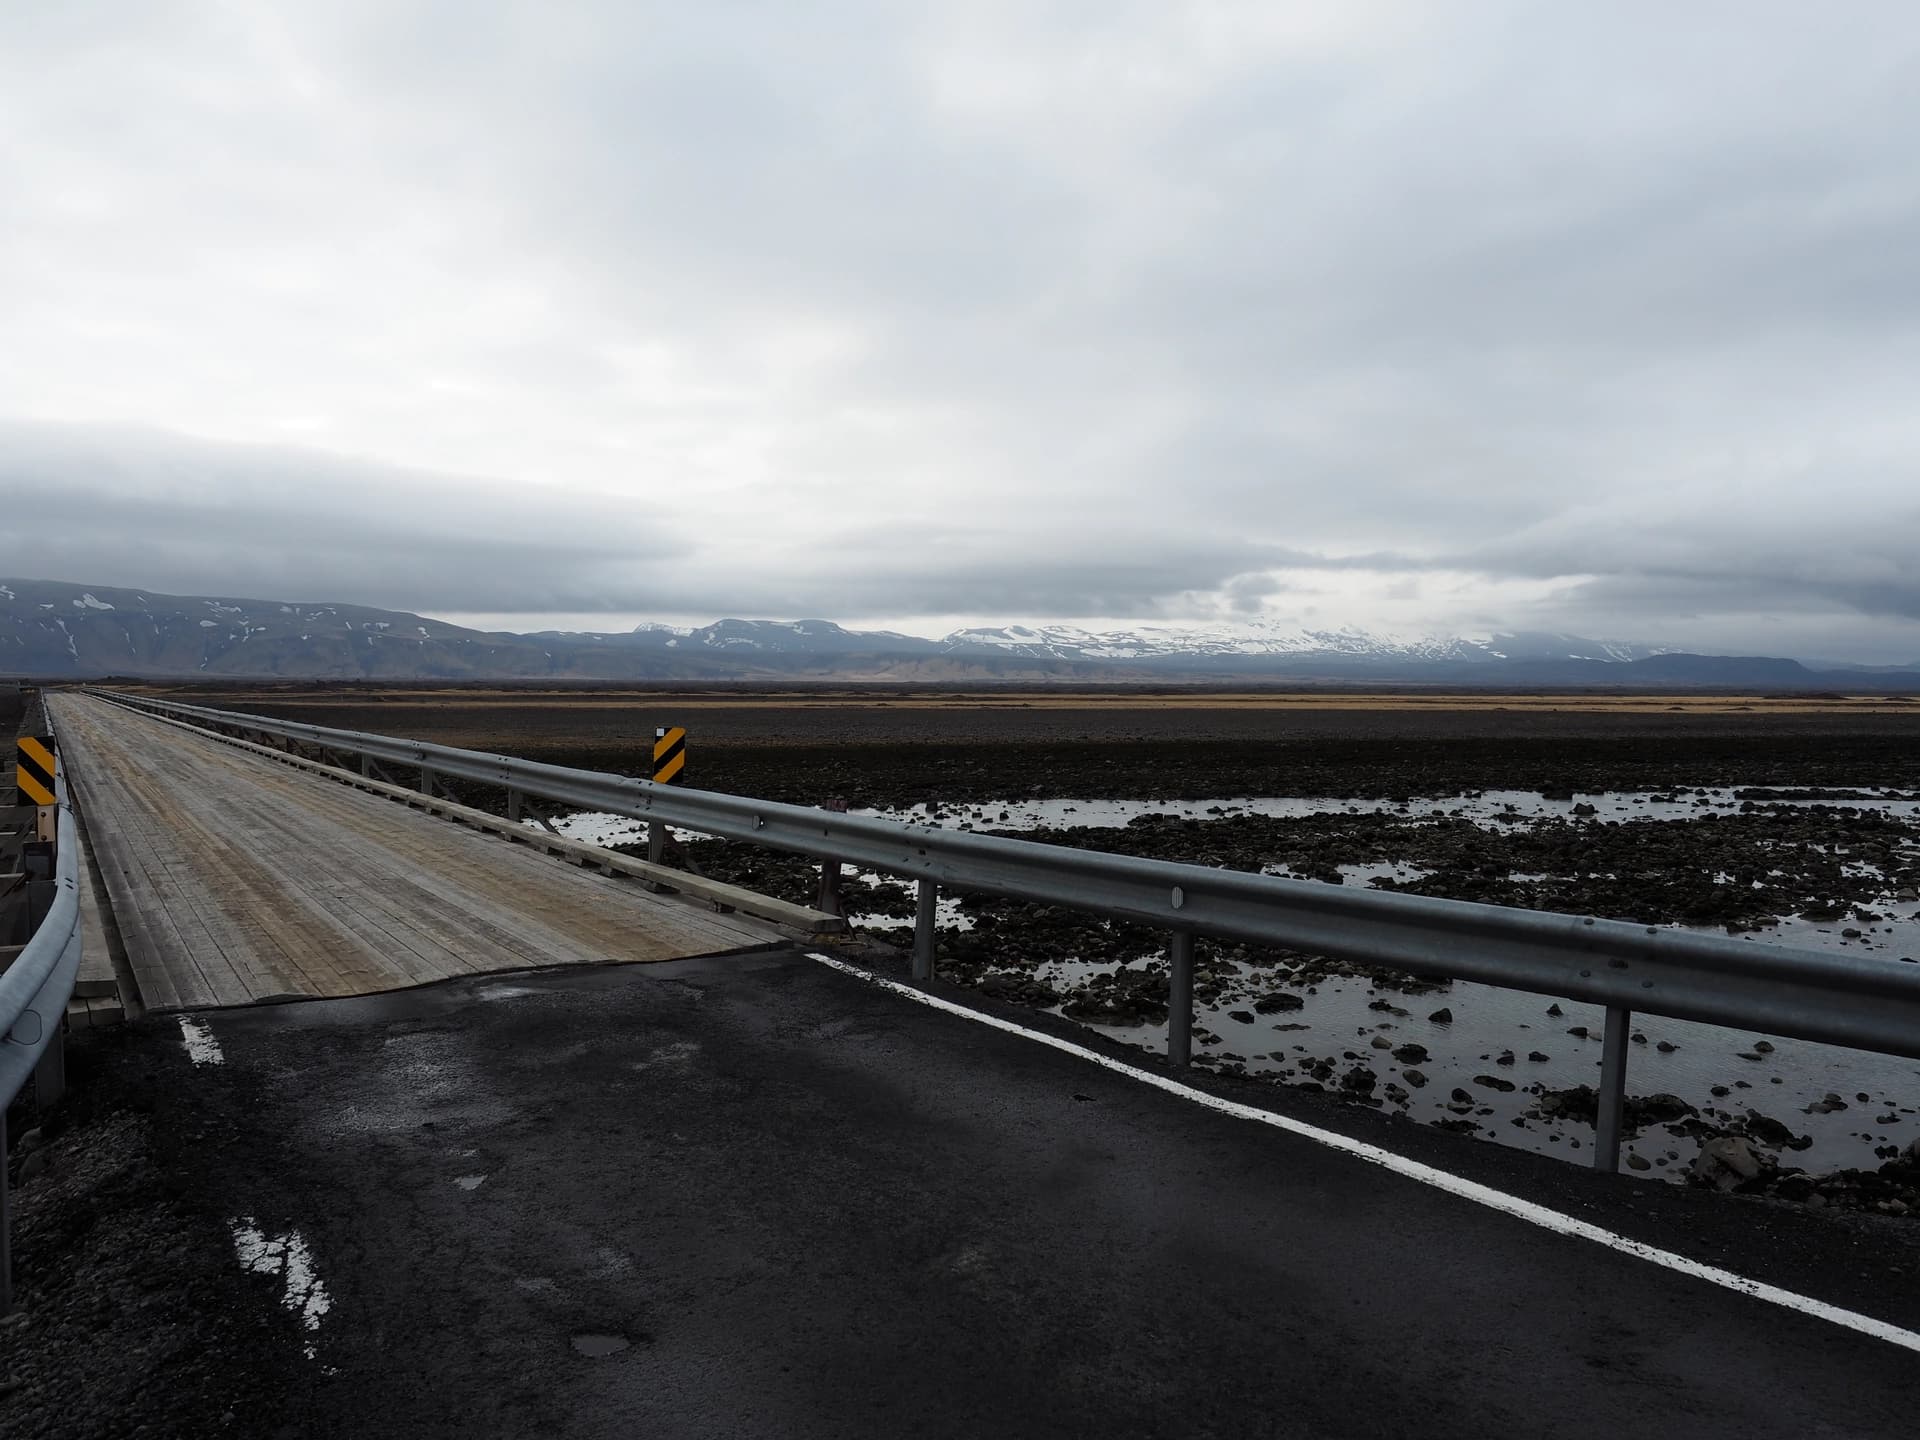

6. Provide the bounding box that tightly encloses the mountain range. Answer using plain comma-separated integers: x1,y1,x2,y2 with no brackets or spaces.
3,577,1917,689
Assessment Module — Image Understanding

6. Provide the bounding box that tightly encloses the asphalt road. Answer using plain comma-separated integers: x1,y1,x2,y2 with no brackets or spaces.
13,947,1920,1437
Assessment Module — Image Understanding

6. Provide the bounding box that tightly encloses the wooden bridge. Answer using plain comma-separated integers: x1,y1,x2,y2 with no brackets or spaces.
47,694,806,1012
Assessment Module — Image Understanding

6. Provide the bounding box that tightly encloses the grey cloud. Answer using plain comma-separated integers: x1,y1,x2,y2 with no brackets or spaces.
7,5,1920,660
0,423,686,612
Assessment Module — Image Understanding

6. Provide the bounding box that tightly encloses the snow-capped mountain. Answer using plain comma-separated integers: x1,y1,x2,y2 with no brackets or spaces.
0,577,1902,687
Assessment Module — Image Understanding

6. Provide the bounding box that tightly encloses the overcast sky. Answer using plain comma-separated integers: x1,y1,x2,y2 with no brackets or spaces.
5,3,1920,661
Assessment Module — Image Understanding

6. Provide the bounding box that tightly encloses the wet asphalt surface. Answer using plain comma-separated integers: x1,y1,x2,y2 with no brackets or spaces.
10,946,1920,1438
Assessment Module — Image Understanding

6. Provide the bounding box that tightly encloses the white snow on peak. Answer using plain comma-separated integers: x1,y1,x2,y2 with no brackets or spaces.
944,620,1474,662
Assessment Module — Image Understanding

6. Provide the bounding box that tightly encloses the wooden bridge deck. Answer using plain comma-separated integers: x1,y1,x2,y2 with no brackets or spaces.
48,695,784,1010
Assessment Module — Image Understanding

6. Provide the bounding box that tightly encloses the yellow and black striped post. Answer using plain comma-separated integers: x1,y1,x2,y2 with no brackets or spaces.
645,725,687,873
14,735,55,807
652,726,686,786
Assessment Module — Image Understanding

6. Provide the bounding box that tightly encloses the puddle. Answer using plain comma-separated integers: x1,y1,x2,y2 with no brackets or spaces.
474,983,543,1002
860,787,1920,833
571,1333,631,1358
1022,953,1920,1174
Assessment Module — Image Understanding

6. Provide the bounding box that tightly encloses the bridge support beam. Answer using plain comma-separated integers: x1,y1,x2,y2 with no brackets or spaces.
1167,931,1194,1067
912,879,936,981
1595,1004,1630,1173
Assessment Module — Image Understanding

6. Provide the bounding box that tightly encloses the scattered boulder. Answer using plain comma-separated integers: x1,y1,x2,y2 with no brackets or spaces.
1341,1066,1378,1094
1741,1110,1812,1151
1691,1136,1773,1192
1428,1007,1453,1024
1254,991,1305,1014
1391,1044,1429,1065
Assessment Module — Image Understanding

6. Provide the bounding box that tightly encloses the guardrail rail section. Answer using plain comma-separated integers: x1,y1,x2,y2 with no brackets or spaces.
2,712,83,1313
92,689,1920,1176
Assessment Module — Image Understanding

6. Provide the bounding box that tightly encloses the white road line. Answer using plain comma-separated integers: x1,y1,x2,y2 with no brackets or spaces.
808,951,1920,1356
177,1015,225,1066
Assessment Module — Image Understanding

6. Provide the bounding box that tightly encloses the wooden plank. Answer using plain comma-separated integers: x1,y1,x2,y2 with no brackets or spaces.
144,706,810,951
71,798,192,1011
58,703,256,1008
46,695,792,1009
147,707,839,934
190,726,841,934
71,809,119,999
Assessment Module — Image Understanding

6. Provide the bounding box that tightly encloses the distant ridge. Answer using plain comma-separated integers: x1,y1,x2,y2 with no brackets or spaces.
3,577,1918,689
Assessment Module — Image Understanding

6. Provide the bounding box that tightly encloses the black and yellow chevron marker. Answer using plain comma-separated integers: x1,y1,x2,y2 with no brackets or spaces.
652,726,687,785
15,734,56,806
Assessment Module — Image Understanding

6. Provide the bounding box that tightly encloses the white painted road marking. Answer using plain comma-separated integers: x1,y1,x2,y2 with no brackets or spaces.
177,1015,224,1066
808,952,1920,1356
231,1218,332,1362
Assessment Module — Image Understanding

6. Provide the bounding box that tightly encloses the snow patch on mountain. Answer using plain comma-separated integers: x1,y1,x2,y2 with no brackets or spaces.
938,621,1644,665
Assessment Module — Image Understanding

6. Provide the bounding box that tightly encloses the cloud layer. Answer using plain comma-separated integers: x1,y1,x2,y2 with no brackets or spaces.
5,3,1920,660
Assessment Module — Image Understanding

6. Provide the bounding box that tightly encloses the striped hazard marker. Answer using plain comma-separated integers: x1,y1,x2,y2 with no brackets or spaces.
652,726,686,785
15,734,55,806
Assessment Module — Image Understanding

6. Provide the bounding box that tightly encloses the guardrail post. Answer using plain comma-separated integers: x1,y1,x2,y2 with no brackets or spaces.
418,766,435,797
1595,1005,1630,1173
360,754,375,779
817,859,842,917
912,879,936,981
1167,931,1195,1067
505,788,522,823
646,820,665,868
33,1016,64,1108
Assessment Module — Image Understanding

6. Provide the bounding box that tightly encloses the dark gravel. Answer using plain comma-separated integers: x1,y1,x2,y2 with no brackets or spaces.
1,1028,314,1440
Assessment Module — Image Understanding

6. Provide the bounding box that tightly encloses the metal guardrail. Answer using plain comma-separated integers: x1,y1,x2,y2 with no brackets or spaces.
2,719,81,1313
95,689,1920,1175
